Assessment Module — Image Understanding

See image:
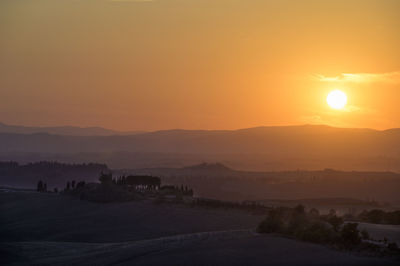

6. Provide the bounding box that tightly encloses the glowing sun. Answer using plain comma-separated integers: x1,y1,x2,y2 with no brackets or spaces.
327,90,347,110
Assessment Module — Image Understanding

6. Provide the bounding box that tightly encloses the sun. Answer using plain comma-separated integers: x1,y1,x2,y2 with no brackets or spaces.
327,90,347,110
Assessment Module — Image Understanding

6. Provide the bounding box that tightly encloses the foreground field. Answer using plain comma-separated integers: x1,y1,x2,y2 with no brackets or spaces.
1,192,399,265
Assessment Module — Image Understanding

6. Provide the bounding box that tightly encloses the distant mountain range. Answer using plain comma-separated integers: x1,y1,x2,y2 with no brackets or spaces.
0,124,399,155
0,122,145,136
0,124,399,171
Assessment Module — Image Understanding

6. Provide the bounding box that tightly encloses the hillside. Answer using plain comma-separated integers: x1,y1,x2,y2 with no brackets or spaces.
2,161,400,204
0,125,399,171
1,192,399,265
126,164,400,204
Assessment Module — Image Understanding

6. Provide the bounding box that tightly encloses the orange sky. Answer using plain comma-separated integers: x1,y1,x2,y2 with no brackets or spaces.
1,0,399,131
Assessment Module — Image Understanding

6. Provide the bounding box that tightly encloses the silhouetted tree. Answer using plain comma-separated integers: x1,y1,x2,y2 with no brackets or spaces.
125,175,160,188
99,172,113,185
71,180,76,189
37,180,43,192
327,215,343,232
76,181,86,189
54,187,58,193
66,181,71,190
257,209,284,233
288,204,307,233
341,223,361,245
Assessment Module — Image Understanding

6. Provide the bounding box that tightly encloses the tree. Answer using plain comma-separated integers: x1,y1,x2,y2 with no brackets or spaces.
327,215,343,232
341,223,361,245
66,181,70,190
99,172,113,185
329,209,337,217
309,208,320,219
71,180,76,189
37,180,43,192
43,183,47,192
76,181,86,189
365,209,385,224
54,187,58,193
288,205,307,233
257,209,284,233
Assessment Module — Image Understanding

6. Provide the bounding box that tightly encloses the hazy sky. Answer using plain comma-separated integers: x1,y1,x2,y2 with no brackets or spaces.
1,0,399,131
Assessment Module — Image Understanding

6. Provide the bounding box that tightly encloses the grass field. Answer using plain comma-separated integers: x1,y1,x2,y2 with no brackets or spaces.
1,191,399,265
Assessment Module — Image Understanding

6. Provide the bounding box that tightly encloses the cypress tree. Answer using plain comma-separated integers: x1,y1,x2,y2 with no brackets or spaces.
37,180,43,192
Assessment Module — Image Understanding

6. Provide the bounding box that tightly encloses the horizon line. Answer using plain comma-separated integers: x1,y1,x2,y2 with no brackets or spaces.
1,121,399,134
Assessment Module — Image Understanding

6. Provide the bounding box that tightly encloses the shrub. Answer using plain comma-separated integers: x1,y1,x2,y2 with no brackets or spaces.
340,223,361,246
257,209,284,233
288,205,307,234
358,209,400,225
387,242,398,251
364,209,385,224
257,206,373,250
327,215,343,232
308,208,320,219
300,221,335,244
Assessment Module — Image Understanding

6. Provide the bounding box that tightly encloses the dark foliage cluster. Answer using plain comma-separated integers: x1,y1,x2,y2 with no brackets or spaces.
59,173,195,203
63,173,138,203
125,175,160,188
191,198,269,214
106,174,162,190
160,185,194,196
257,205,399,253
357,209,400,225
36,180,47,192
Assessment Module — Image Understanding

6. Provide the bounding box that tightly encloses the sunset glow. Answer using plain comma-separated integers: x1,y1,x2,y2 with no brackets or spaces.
1,2,400,263
0,0,399,130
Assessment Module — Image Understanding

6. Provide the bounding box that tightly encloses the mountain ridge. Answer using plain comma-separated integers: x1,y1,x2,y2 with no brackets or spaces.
0,124,399,171
0,122,145,136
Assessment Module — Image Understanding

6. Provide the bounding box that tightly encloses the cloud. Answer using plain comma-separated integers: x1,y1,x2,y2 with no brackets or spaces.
312,71,400,84
300,115,324,125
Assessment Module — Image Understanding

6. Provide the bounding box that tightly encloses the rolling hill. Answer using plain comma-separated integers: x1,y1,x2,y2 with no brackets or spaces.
0,125,399,171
